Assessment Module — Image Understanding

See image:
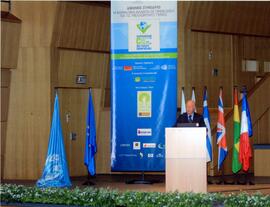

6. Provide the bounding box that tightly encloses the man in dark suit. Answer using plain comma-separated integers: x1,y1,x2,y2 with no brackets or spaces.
176,100,205,127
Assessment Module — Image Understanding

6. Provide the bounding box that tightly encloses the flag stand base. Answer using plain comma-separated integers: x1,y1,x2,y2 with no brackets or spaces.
82,173,95,186
82,180,95,186
216,166,234,185
125,172,160,185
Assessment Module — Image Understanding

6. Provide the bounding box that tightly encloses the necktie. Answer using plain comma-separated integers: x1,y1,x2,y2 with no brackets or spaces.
188,115,192,123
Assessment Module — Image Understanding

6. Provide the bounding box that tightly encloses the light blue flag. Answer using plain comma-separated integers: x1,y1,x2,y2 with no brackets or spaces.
181,87,186,114
203,87,212,162
191,87,197,112
84,89,97,176
37,93,71,188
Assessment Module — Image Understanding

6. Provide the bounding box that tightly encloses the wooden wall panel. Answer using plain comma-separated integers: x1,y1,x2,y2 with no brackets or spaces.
54,2,110,51
256,109,270,144
96,110,111,174
187,2,270,37
1,20,21,69
57,49,109,88
3,2,57,179
184,31,233,108
1,70,11,179
233,36,270,93
177,2,191,107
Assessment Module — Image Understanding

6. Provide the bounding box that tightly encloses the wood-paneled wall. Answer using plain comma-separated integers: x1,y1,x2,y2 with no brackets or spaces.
56,49,109,88
1,13,21,69
183,31,233,108
53,2,110,52
3,2,57,179
186,2,270,37
50,2,110,177
1,70,11,179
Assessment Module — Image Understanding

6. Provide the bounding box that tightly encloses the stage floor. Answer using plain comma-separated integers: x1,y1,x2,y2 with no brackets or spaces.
2,174,270,195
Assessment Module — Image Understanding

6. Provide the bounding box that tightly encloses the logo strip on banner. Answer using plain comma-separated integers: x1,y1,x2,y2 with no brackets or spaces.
111,1,178,171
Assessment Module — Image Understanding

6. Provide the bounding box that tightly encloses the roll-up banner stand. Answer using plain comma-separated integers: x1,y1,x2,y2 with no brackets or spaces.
111,1,178,172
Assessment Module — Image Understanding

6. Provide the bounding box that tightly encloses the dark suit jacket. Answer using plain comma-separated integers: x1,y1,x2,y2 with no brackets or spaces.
175,112,206,127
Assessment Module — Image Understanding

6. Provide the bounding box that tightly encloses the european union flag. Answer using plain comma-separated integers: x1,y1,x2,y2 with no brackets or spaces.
84,89,97,176
37,93,71,188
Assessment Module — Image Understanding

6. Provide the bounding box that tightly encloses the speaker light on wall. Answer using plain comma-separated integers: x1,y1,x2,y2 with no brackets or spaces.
212,68,218,77
264,61,270,72
242,60,259,72
76,75,87,84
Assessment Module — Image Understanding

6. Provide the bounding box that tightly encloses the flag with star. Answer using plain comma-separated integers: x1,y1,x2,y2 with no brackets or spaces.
232,87,242,173
84,89,97,176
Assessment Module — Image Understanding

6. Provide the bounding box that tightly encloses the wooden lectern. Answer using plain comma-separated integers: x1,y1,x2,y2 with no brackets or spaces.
165,127,207,193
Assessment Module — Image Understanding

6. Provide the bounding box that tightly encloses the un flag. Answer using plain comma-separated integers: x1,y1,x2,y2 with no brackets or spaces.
36,93,71,188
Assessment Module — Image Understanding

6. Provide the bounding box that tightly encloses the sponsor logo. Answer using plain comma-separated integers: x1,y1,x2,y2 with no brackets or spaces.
161,64,168,70
124,66,132,71
137,91,152,118
143,143,156,148
156,153,164,158
137,128,152,136
120,144,131,148
147,153,154,158
139,152,144,158
133,142,141,150
158,143,165,149
119,154,137,157
134,77,141,82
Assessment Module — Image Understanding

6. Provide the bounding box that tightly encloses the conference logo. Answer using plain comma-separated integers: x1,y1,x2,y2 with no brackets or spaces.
137,91,152,118
143,143,156,148
133,141,141,150
128,20,160,52
136,21,151,34
137,128,152,136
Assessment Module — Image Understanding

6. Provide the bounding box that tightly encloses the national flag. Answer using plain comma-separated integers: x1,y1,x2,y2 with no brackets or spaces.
84,89,97,176
181,87,186,114
239,88,253,171
216,87,227,170
232,87,242,173
191,87,197,112
37,93,71,188
203,87,212,162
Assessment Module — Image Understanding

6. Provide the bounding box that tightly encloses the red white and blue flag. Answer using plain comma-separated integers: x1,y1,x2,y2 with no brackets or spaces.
239,88,253,171
216,87,228,170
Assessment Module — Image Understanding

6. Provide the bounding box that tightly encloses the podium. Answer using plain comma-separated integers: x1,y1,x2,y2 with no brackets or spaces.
165,127,207,193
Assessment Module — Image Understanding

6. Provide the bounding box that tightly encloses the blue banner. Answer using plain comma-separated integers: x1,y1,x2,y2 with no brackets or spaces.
111,1,177,171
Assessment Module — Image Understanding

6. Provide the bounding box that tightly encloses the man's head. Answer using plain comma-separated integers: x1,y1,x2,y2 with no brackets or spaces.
186,100,195,115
